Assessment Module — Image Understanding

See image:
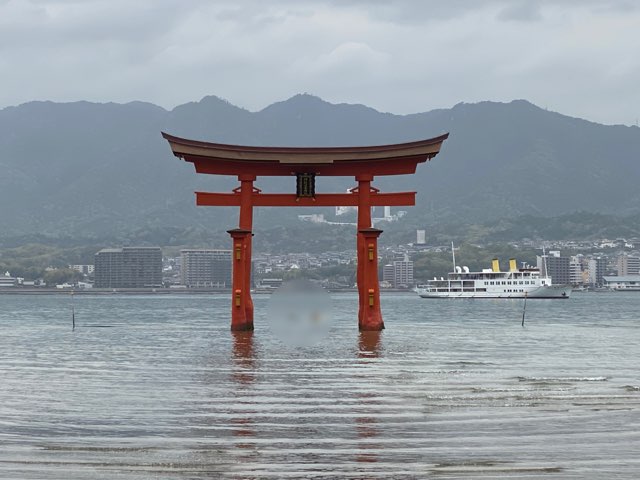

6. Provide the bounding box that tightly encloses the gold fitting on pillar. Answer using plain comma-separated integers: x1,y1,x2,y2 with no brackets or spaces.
368,288,375,307
368,244,374,261
235,246,242,260
234,289,242,307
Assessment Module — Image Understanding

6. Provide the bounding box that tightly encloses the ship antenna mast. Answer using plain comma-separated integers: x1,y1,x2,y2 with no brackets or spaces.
451,241,456,271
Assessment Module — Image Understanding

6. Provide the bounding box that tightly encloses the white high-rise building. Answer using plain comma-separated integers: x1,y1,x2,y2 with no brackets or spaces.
416,229,426,245
569,256,583,285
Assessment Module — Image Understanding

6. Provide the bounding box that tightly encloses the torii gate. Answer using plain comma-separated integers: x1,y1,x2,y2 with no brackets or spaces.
162,132,448,332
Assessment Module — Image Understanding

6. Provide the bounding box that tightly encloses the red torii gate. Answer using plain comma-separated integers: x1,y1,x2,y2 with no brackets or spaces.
162,132,448,332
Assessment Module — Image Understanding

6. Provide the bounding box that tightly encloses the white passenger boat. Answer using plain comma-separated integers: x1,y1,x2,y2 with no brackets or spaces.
416,246,571,299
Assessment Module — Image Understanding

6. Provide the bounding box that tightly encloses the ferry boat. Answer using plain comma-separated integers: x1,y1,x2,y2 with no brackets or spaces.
416,247,571,299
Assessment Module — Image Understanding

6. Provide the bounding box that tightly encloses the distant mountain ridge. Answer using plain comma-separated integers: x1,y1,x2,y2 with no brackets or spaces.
1,94,639,240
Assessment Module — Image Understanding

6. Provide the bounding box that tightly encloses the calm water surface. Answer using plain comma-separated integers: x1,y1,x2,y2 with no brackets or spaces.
0,293,639,479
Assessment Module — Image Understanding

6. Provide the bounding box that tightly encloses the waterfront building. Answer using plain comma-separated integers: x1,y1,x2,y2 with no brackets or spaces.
298,214,325,223
603,275,640,291
383,256,414,288
588,257,607,287
181,249,232,288
69,264,95,275
616,254,640,276
537,251,571,285
257,278,283,290
94,247,162,288
569,256,584,286
382,264,395,286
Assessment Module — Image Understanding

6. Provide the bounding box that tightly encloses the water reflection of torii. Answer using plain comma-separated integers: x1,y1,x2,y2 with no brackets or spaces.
356,331,384,465
227,331,387,468
230,331,257,449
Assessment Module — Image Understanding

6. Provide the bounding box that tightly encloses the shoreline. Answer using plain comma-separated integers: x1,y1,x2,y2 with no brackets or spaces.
0,288,415,296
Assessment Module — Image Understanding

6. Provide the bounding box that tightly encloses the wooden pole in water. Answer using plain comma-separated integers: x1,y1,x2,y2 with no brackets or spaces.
521,292,527,327
71,290,75,331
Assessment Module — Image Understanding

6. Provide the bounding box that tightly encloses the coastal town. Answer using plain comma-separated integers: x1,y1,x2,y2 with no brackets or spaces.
2,230,639,293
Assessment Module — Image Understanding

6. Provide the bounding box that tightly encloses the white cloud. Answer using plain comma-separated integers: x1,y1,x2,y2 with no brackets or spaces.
0,0,638,125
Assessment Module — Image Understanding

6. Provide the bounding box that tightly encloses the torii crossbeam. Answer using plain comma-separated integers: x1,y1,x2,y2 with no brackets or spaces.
162,132,448,332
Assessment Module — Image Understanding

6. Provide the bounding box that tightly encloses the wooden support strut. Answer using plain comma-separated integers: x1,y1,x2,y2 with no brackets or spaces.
196,191,416,207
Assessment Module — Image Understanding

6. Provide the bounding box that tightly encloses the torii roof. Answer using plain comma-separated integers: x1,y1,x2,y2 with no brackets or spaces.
161,132,448,176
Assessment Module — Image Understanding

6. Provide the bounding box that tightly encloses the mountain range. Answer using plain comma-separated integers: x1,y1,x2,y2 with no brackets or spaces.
1,94,639,243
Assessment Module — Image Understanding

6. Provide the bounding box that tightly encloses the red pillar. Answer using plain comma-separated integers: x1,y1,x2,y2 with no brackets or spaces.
359,228,384,330
228,228,253,331
238,174,255,323
356,174,384,330
356,175,370,325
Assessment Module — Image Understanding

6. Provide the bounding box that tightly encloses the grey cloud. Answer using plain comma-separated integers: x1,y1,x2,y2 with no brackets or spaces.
497,1,542,22
0,0,639,126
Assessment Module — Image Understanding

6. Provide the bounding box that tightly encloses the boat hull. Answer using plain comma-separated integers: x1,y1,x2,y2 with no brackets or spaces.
418,285,571,299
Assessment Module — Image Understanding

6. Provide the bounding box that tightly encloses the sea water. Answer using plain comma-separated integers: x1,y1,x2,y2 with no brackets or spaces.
0,293,638,478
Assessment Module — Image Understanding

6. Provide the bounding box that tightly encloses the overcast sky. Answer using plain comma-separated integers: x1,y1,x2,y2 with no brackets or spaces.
1,0,639,125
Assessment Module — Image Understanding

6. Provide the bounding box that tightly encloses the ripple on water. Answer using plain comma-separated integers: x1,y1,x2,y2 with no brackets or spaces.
0,293,639,478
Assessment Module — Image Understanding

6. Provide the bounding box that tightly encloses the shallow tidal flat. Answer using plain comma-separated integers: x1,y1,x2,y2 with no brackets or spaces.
1,293,639,478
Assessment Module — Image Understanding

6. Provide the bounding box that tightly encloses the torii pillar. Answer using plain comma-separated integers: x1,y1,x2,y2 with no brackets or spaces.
161,131,449,332
235,173,256,329
356,174,384,330
228,228,253,330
